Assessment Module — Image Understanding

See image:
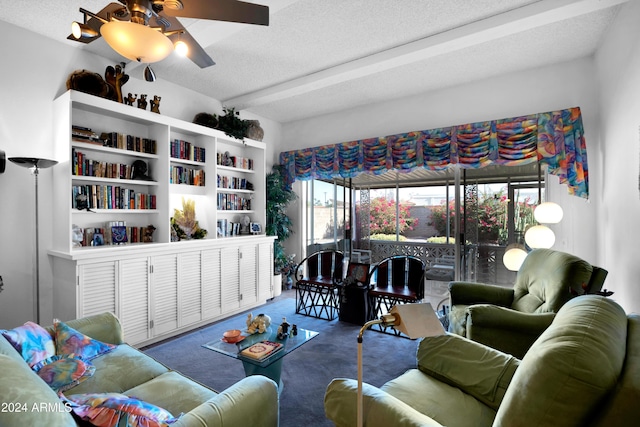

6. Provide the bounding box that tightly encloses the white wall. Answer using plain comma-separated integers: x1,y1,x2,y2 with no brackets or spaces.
281,56,610,305
0,20,281,328
593,0,640,314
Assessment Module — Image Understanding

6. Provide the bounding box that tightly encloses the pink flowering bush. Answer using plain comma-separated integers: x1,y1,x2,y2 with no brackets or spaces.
362,197,417,236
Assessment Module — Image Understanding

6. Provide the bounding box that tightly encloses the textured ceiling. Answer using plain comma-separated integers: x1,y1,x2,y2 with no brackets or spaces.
0,0,625,123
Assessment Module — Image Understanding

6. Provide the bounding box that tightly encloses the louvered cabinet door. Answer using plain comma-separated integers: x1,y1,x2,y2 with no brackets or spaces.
119,257,150,345
201,249,222,320
179,251,202,326
257,242,273,300
220,246,241,313
78,261,117,318
150,254,178,336
239,244,258,308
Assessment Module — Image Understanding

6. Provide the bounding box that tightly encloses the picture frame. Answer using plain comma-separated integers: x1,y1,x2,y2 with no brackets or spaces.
346,262,371,286
111,226,128,244
250,223,262,234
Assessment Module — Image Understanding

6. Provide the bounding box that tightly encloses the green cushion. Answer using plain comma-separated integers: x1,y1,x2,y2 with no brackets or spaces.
381,369,496,427
66,344,168,395
495,296,627,426
125,371,217,416
417,334,520,410
325,378,444,427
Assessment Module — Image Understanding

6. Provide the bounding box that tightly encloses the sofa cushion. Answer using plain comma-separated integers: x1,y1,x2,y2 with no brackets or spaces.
54,321,116,360
1,321,55,367
495,295,628,426
67,344,169,395
61,392,180,427
125,371,217,416
381,369,496,427
34,355,96,392
0,354,76,426
417,334,520,410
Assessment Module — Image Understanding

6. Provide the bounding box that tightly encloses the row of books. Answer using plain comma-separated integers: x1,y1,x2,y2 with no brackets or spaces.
77,222,155,247
100,131,158,154
217,193,251,211
170,139,206,162
216,152,254,170
217,219,243,237
170,166,205,186
72,149,143,180
217,175,253,190
72,185,157,210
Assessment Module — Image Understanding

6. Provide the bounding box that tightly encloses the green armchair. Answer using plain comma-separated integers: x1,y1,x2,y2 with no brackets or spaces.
325,296,638,427
448,248,608,358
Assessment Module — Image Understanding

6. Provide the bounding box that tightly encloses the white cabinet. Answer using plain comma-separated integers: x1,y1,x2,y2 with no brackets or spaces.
51,236,276,347
150,254,179,336
77,261,117,318
178,251,202,326
119,257,150,345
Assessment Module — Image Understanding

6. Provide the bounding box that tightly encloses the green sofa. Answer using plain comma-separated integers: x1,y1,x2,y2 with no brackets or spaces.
0,312,279,426
325,295,639,426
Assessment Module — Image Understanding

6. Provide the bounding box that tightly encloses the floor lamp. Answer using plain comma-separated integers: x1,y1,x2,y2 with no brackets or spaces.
357,303,446,427
9,157,58,324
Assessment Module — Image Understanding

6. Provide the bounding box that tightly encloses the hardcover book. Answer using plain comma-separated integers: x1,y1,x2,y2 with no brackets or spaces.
239,341,283,360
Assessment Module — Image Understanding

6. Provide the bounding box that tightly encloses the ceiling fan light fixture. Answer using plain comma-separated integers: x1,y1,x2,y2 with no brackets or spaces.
100,20,173,63
174,40,188,57
71,21,99,40
144,65,156,82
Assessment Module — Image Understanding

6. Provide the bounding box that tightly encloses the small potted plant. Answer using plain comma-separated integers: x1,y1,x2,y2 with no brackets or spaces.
280,254,298,290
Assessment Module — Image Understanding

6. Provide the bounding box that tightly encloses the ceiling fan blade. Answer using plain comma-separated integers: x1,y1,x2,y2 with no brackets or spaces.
67,2,129,44
162,0,269,26
159,14,216,68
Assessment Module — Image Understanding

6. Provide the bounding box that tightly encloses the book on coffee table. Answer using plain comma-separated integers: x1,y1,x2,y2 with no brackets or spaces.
239,340,284,360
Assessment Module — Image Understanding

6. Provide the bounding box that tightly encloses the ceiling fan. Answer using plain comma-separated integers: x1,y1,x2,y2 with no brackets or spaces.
69,0,269,68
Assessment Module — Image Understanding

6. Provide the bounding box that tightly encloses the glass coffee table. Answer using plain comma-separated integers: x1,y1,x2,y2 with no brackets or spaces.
202,327,319,392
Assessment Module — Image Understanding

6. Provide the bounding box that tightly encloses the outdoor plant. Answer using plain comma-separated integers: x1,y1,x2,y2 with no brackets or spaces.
266,165,297,273
367,197,417,236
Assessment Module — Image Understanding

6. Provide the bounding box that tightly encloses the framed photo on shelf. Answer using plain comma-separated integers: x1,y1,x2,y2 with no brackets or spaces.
250,223,261,234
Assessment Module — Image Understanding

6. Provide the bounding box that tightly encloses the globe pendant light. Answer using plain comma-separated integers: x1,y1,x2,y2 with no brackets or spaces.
503,243,528,271
534,201,564,224
525,224,555,249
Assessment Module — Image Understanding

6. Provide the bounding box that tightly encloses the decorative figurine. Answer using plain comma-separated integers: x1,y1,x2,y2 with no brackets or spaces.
105,62,129,103
150,95,161,114
291,324,298,336
125,93,137,106
137,94,148,110
246,313,271,334
277,317,291,339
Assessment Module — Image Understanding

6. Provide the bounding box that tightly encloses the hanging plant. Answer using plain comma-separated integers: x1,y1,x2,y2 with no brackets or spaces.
216,107,248,140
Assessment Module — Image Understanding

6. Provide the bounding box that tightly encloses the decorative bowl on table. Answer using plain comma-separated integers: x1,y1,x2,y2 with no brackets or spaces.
222,329,244,343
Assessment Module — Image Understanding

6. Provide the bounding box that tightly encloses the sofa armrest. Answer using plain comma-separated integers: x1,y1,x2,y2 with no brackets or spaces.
173,375,279,427
325,378,443,427
466,305,556,358
416,334,520,410
59,312,125,345
449,282,514,307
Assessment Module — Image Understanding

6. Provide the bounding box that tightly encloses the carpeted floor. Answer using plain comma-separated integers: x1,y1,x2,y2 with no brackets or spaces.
142,289,420,427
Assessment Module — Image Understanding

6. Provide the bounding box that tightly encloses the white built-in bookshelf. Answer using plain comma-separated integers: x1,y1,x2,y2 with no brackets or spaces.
49,90,275,347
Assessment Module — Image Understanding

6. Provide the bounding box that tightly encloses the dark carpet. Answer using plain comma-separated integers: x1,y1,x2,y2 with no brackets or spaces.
142,290,419,427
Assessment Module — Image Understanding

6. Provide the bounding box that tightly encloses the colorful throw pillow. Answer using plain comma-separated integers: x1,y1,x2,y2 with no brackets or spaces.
1,321,55,367
54,321,116,360
33,355,96,392
60,392,181,427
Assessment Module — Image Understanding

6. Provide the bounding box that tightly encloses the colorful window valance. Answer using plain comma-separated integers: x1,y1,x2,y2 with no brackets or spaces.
279,107,589,198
